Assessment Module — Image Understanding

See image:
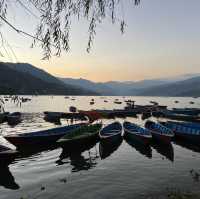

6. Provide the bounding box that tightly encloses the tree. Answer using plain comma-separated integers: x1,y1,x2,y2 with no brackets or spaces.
0,0,140,59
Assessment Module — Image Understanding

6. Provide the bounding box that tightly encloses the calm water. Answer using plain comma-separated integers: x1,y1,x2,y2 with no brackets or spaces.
1,96,200,199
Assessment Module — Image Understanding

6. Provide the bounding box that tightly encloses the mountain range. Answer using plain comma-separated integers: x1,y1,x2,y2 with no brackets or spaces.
60,74,200,96
0,61,199,96
0,62,97,95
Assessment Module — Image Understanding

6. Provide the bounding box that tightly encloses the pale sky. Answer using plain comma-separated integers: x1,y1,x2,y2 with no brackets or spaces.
1,0,200,82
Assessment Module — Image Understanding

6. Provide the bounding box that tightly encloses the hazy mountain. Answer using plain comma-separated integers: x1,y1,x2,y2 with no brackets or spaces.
60,78,115,95
60,78,168,95
160,73,200,82
134,76,200,97
105,80,167,95
0,62,97,95
2,61,199,96
60,74,200,96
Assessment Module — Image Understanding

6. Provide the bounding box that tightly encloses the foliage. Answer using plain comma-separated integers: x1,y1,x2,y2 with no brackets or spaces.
0,0,140,59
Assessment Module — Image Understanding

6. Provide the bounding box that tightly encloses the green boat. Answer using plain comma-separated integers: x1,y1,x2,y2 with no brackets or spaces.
57,123,102,144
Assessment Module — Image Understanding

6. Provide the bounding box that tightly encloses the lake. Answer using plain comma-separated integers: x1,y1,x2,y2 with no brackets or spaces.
0,96,200,199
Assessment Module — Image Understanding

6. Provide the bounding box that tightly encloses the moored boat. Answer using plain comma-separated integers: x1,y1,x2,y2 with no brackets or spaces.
114,101,122,104
57,123,102,145
44,111,63,118
123,121,152,145
99,136,123,159
99,122,122,143
162,121,200,144
172,108,200,116
0,145,18,162
145,121,174,144
6,112,22,126
0,112,9,124
4,123,84,148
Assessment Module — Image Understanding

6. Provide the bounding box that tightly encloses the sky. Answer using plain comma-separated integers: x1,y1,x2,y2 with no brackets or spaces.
0,0,200,82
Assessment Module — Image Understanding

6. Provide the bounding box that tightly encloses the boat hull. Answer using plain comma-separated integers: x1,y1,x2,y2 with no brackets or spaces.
151,131,172,144
124,130,151,145
100,133,122,144
4,134,63,149
99,137,123,159
174,132,200,144
58,132,99,147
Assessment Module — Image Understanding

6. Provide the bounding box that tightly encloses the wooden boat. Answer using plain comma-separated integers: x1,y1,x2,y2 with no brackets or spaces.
69,106,77,113
145,121,174,144
94,109,138,118
141,111,152,120
99,122,122,142
0,112,9,124
114,101,122,104
90,101,95,105
57,123,102,144
0,145,18,161
99,136,123,159
44,111,87,121
44,111,61,124
44,111,62,118
162,121,200,144
123,121,152,145
172,108,200,116
4,123,84,148
6,112,22,126
153,110,200,122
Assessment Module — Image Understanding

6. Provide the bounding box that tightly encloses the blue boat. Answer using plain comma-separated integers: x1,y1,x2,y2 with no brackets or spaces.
145,121,174,144
123,121,152,145
172,121,200,129
162,121,200,143
172,108,200,116
4,123,84,148
99,122,122,142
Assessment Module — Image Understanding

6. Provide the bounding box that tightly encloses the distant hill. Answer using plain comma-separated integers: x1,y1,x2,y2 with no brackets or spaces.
60,75,200,96
2,61,199,96
7,62,64,85
134,76,200,97
60,78,115,95
0,62,97,95
60,78,167,96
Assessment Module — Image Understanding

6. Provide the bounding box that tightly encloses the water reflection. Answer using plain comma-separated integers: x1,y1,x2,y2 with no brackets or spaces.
124,137,152,159
99,137,123,159
15,144,60,161
151,141,174,162
57,137,99,172
174,139,200,153
0,161,19,190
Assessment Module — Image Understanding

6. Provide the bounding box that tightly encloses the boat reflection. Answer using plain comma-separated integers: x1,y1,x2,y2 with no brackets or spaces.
151,141,174,162
99,137,123,159
174,139,200,153
0,160,20,190
124,137,152,159
57,138,99,172
15,144,60,161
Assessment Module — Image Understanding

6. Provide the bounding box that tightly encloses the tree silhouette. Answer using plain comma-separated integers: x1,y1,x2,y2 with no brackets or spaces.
0,0,140,59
